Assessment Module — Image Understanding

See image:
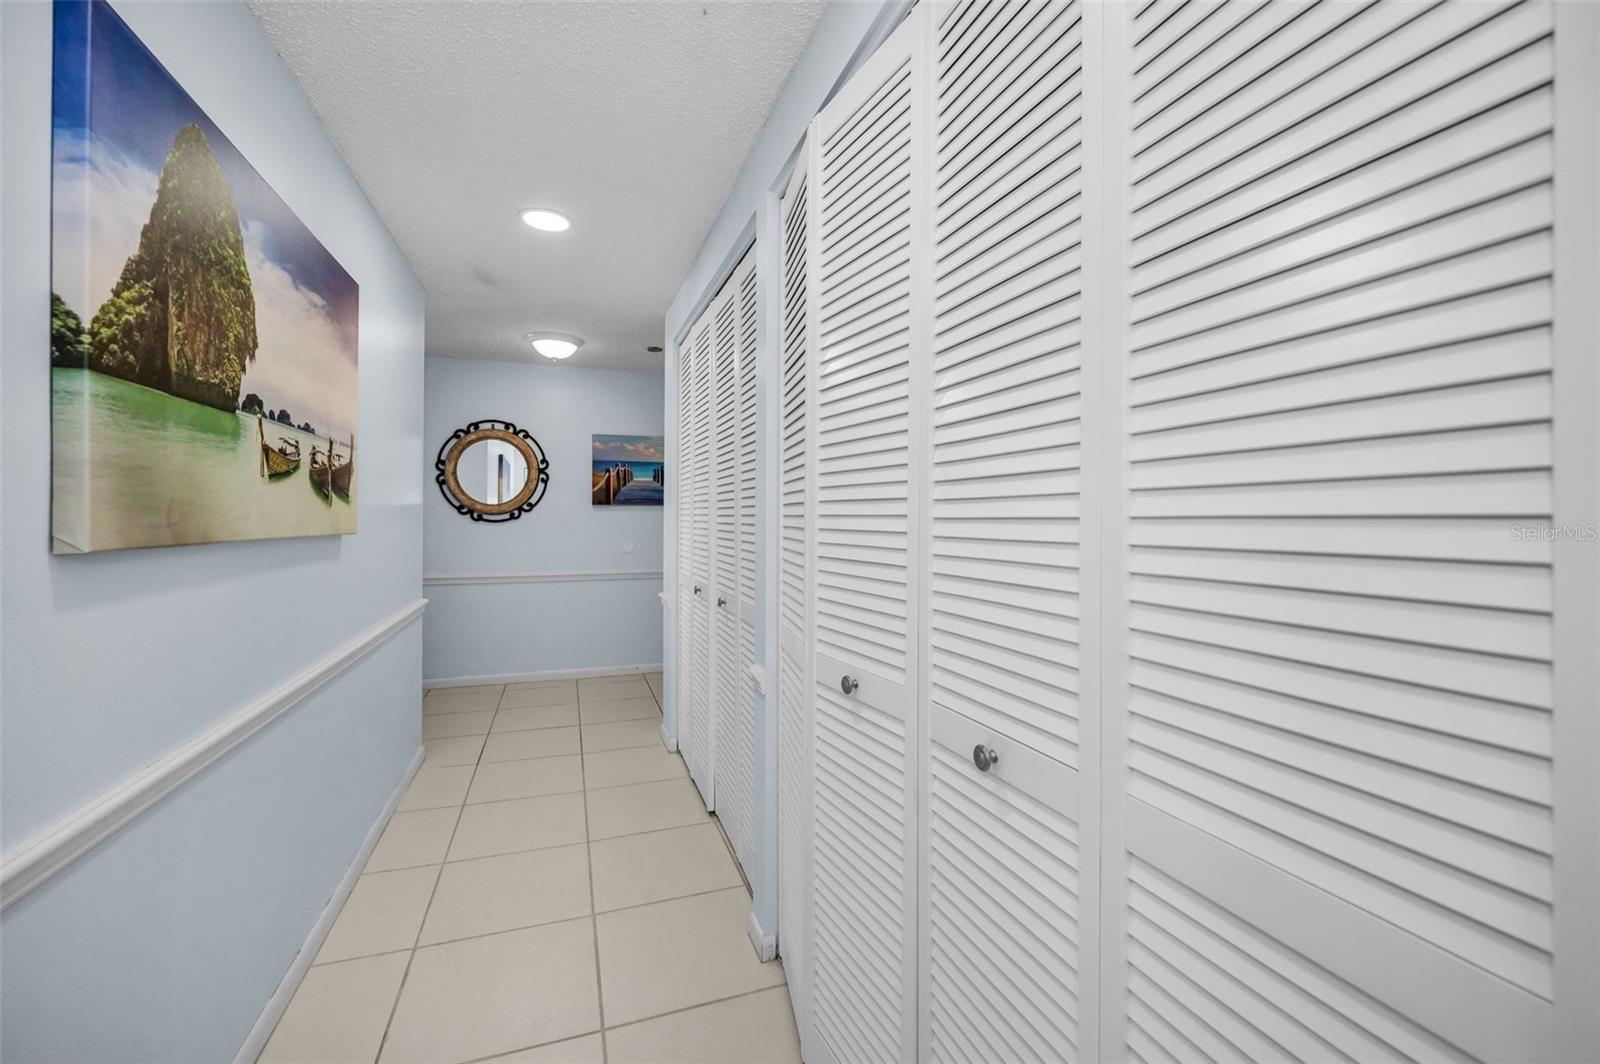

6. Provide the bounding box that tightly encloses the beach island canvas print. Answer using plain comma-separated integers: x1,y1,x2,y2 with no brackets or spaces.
50,0,358,553
592,434,664,506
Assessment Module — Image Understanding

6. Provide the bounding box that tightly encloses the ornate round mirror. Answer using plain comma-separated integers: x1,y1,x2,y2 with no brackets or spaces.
435,420,550,521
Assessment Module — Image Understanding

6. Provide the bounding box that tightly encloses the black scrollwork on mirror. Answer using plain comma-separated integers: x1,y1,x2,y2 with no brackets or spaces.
434,419,550,522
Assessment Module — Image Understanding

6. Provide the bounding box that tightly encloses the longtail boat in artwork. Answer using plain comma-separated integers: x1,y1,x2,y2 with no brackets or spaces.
309,445,333,502
310,435,351,505
331,435,354,500
258,416,301,479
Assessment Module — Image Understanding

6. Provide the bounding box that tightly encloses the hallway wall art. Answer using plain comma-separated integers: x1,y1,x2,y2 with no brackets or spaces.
591,434,664,506
49,0,359,553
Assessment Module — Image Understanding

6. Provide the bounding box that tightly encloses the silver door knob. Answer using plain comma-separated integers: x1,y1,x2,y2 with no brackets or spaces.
840,675,859,695
973,745,999,773
718,596,727,607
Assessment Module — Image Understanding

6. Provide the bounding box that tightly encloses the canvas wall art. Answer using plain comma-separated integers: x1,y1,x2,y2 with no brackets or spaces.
592,434,664,506
50,0,359,553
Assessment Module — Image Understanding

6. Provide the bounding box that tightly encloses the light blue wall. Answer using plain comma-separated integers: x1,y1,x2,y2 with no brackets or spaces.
422,357,665,682
0,1,427,1059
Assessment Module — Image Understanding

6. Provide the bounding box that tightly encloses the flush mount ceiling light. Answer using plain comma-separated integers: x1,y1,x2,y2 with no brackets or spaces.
527,333,583,360
518,207,571,232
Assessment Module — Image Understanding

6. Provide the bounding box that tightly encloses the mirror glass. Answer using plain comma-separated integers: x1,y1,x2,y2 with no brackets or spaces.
456,437,530,505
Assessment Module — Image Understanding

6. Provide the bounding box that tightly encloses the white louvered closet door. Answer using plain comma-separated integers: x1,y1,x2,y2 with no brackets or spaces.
676,318,697,673
921,0,1094,1061
678,303,716,796
714,247,761,874
1097,1,1598,1060
805,7,927,1062
776,152,815,1055
706,285,742,810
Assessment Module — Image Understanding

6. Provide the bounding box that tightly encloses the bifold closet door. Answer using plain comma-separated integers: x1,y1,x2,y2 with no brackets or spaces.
677,249,760,850
705,269,740,811
804,7,926,1063
921,0,1094,1061
1098,1,1598,1060
677,317,715,794
776,153,815,1051
713,248,761,874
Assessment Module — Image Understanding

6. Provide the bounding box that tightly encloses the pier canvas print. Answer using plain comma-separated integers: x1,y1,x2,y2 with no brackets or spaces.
50,0,358,553
592,434,664,506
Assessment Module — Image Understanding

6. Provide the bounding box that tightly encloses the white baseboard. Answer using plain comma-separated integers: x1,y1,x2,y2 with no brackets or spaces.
424,662,664,688
660,719,678,753
1,598,428,910
747,909,777,963
233,746,425,1064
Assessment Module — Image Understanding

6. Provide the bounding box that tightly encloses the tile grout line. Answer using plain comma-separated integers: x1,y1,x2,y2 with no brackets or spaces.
371,724,483,1063
402,767,686,813
458,983,786,1064
576,691,611,1064
608,983,789,1037
325,811,716,877
304,881,750,967
281,675,668,1063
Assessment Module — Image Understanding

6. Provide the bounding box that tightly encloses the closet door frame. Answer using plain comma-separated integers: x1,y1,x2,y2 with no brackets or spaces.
1549,2,1599,1053
1082,1,1129,1054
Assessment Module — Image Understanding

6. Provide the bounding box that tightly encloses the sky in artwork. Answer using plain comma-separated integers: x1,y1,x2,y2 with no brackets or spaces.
51,0,358,440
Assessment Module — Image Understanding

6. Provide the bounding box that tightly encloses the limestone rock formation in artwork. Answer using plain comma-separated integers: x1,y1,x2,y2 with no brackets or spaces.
89,122,258,410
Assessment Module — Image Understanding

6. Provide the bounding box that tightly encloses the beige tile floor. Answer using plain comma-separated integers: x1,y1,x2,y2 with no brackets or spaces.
260,671,802,1064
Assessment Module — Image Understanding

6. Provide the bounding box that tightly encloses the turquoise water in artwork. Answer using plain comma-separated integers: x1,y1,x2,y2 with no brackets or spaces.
591,460,663,479
51,368,355,552
591,460,663,506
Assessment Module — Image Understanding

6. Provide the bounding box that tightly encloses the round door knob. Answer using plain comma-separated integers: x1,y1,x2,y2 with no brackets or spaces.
973,745,999,773
718,596,727,607
840,675,859,695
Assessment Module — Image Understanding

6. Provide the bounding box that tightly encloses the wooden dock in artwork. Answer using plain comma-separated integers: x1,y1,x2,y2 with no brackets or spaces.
592,463,634,505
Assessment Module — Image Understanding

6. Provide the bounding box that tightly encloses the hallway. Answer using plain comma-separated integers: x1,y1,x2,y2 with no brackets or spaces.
260,673,800,1064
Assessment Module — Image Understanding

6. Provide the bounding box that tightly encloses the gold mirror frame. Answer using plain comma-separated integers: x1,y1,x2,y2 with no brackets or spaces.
434,420,550,522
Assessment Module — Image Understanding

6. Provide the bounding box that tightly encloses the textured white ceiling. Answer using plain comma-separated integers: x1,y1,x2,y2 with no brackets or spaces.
249,0,826,372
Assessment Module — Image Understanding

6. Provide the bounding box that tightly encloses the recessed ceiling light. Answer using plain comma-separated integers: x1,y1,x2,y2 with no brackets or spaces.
527,333,583,360
519,207,571,232
647,345,663,353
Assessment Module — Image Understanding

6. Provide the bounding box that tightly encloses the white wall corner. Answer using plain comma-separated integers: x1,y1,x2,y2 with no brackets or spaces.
659,719,678,753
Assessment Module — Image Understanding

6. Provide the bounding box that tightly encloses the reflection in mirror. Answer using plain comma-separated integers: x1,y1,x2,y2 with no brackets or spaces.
457,438,530,505
434,420,549,522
